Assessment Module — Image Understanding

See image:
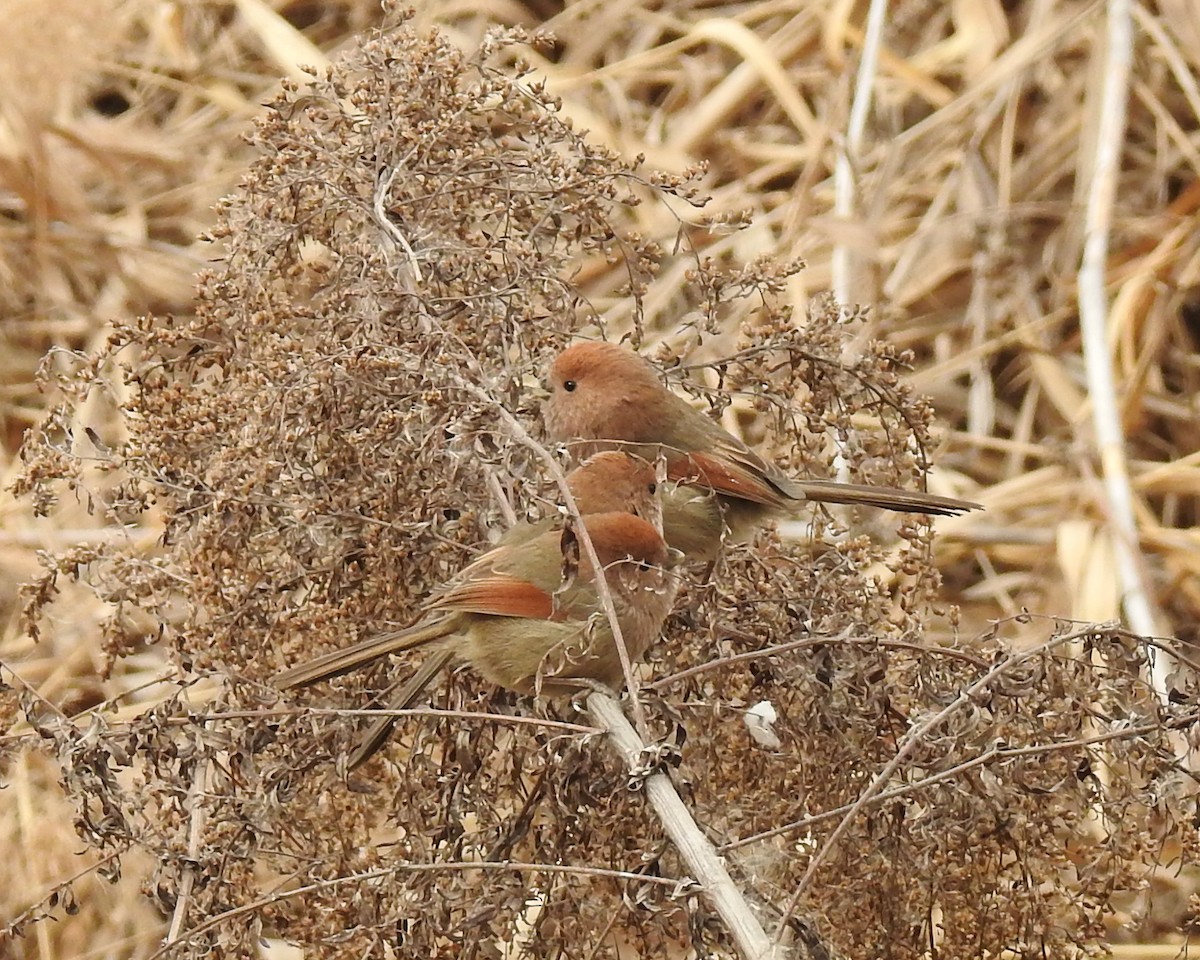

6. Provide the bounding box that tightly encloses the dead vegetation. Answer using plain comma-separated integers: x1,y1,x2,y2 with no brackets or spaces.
2,1,1200,958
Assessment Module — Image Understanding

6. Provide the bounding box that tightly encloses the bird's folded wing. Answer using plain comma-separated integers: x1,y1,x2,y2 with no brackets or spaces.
429,576,556,619
667,450,785,507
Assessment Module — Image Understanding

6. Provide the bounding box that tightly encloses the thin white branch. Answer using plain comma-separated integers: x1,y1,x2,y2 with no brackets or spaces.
587,691,786,960
165,743,211,945
374,163,424,285
1077,0,1171,696
831,0,889,304
480,460,520,529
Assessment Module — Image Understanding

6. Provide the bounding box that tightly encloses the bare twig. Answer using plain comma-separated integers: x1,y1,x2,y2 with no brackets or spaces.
2,705,603,754
164,731,211,946
374,160,425,285
1077,0,1171,696
647,631,991,690
587,690,788,960
480,459,520,528
727,705,1200,851
831,0,888,304
147,859,688,959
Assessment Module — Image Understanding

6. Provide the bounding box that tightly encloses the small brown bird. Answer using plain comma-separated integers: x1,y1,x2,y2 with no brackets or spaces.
544,340,980,561
328,451,664,769
501,450,662,546
273,512,676,693
274,455,677,768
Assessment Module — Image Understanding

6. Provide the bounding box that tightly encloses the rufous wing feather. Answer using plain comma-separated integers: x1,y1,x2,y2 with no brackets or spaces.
430,576,556,619
666,451,786,507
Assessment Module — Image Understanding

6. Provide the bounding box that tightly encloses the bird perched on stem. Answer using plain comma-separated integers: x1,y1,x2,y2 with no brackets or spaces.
273,452,676,768
543,340,981,562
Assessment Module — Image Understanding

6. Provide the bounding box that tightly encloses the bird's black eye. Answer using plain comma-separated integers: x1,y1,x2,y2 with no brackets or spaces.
638,561,651,572
563,379,577,392
648,482,657,494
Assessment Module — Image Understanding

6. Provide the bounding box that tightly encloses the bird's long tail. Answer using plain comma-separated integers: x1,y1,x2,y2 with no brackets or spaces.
272,618,456,690
346,649,454,771
786,479,981,517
